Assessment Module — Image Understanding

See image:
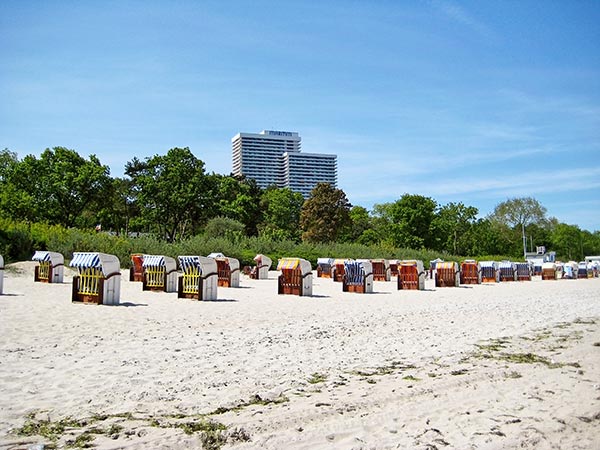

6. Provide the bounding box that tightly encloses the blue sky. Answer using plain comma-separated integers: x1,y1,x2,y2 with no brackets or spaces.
1,0,599,230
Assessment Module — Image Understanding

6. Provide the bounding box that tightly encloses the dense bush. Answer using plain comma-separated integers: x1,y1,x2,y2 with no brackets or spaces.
0,219,514,269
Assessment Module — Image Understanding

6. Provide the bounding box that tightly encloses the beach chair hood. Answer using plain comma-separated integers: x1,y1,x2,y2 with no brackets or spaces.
277,258,311,275
254,254,272,268
70,252,120,277
32,251,64,266
317,258,335,266
142,255,177,273
179,256,218,276
401,260,425,273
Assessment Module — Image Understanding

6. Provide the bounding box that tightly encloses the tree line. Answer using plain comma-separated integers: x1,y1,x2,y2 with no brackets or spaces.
1,146,598,261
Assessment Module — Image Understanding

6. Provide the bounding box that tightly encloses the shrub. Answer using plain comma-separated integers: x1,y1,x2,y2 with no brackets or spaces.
0,219,515,269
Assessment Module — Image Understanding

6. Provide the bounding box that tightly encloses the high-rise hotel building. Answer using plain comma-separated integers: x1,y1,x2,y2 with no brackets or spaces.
232,130,337,198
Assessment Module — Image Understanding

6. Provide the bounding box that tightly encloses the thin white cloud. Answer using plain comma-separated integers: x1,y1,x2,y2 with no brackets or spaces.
342,165,600,207
497,89,600,121
428,0,497,40
404,166,600,198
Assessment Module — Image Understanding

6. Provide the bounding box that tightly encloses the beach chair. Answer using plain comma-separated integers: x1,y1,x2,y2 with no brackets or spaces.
435,262,460,287
577,262,588,279
342,260,373,293
316,258,335,278
250,254,272,279
587,262,595,278
371,259,391,281
562,261,578,279
70,252,121,305
515,262,532,281
332,259,349,282
141,255,178,292
208,253,240,288
460,260,481,285
498,261,518,282
592,262,600,278
541,262,558,280
277,258,313,296
0,255,4,295
177,256,218,300
32,251,64,283
129,254,144,282
397,260,426,290
480,261,499,283
389,260,400,278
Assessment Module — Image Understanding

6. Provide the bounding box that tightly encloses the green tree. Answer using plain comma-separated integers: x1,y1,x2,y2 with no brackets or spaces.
373,194,438,249
0,149,36,221
340,205,374,243
0,148,18,182
259,186,304,241
125,147,211,242
433,202,478,255
300,183,351,243
95,177,141,235
581,229,600,258
551,223,582,260
465,218,514,256
5,147,112,227
489,197,548,257
209,174,263,236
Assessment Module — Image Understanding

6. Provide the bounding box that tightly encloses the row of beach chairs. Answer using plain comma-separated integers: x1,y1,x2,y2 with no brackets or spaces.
1,252,598,305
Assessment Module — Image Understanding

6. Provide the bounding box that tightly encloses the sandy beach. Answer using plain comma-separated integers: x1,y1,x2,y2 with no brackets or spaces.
1,261,599,449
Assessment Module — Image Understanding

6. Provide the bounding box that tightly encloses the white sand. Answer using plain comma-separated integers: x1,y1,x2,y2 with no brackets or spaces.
0,261,599,449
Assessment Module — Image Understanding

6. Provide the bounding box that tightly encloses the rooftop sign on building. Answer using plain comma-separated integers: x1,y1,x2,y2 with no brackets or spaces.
262,130,297,137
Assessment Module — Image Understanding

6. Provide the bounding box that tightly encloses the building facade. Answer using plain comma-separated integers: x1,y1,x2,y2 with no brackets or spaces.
232,130,337,197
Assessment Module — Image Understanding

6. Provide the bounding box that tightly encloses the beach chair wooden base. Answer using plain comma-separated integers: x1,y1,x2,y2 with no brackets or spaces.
143,279,167,292
177,276,209,300
398,280,420,290
129,267,144,282
76,294,102,304
541,270,556,280
34,267,51,283
71,276,104,304
280,285,301,295
435,269,457,287
278,270,304,296
332,265,345,282
343,283,365,293
398,270,420,290
482,277,497,283
460,264,480,285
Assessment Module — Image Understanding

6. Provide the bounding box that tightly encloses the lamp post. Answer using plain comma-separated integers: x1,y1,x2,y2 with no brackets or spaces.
522,222,527,261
